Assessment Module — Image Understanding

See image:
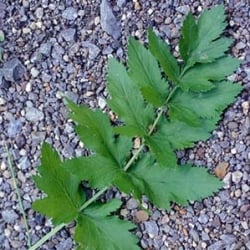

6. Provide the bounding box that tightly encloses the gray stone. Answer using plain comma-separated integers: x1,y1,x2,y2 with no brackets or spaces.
35,7,44,19
82,42,100,60
242,117,250,136
144,221,159,237
126,198,138,209
39,42,52,56
7,119,23,137
176,5,190,15
201,231,210,241
52,44,65,60
17,156,31,170
56,238,73,250
117,0,126,7
2,210,19,224
100,0,121,39
228,121,238,130
236,41,245,50
0,2,6,18
60,28,76,42
25,107,44,122
207,241,225,250
220,234,236,244
198,214,209,224
190,229,199,241
41,72,52,82
2,58,26,82
62,7,78,20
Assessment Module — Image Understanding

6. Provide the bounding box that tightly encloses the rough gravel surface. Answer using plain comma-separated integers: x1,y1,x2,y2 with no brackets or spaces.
0,0,249,249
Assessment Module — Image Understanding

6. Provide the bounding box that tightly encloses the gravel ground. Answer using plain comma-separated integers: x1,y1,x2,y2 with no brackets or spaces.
0,0,249,249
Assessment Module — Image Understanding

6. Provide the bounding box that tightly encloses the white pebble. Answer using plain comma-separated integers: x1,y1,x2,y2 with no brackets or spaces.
0,161,6,171
30,67,39,77
0,97,6,105
4,228,11,237
241,221,248,230
231,148,237,154
98,97,106,109
232,171,243,184
19,149,26,156
242,184,249,193
234,189,241,197
25,82,32,92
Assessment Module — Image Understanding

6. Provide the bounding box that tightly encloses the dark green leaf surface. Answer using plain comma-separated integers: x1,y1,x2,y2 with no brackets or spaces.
171,81,243,119
66,100,132,166
63,156,121,189
169,103,201,127
197,4,226,44
181,5,230,67
179,13,198,62
107,58,154,137
75,200,139,250
180,56,240,91
128,37,169,106
115,155,222,210
145,134,178,168
157,118,217,149
32,143,84,225
148,29,179,82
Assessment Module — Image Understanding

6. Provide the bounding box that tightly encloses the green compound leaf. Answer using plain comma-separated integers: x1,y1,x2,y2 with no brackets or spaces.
179,56,240,92
75,199,139,250
127,37,169,106
66,99,132,167
115,155,222,210
180,5,231,67
148,28,180,82
107,58,154,137
32,143,84,225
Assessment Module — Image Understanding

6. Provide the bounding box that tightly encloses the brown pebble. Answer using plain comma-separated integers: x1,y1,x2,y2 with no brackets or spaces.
214,162,229,179
135,210,149,222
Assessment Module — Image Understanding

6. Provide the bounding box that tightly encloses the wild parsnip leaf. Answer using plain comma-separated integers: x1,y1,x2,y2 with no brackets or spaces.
107,58,154,137
32,143,84,225
179,56,240,91
180,5,232,67
115,155,222,210
171,81,243,119
32,5,242,250
75,200,139,250
148,29,179,82
128,37,169,106
66,100,132,166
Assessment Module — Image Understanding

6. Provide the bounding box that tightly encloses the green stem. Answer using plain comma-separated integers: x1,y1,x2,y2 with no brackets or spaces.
29,85,178,250
123,143,144,171
79,187,108,211
5,144,32,248
29,223,66,250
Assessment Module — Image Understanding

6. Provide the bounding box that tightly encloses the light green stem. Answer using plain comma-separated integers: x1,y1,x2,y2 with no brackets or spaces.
29,223,65,250
29,85,178,250
5,144,32,248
